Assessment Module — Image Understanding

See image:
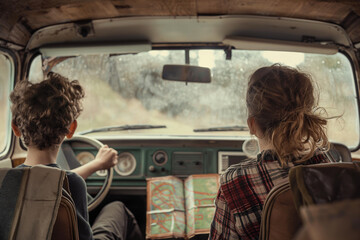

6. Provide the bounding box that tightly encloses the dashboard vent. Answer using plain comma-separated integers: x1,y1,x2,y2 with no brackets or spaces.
172,152,203,176
218,151,248,173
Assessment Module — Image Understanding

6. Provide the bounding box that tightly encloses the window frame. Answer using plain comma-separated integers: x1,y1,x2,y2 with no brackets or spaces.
340,49,360,152
27,47,360,151
0,47,17,159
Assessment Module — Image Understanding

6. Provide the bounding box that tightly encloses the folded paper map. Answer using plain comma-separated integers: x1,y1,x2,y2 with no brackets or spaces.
146,174,219,239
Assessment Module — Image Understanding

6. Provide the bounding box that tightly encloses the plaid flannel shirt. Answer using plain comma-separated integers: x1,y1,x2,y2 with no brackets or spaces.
209,150,328,240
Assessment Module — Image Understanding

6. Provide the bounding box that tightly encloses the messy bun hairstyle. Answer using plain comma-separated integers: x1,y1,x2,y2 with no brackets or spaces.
246,64,329,165
10,72,84,150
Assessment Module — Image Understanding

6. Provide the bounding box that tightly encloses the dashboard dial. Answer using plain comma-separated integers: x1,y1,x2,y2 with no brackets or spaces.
76,152,95,165
153,150,168,166
115,152,137,176
76,151,107,176
96,170,108,177
243,139,260,158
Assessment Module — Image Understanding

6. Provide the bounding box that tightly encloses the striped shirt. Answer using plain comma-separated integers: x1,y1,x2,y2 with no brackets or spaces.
209,150,328,240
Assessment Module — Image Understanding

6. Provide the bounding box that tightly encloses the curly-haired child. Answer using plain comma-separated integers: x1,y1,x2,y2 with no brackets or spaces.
10,72,142,240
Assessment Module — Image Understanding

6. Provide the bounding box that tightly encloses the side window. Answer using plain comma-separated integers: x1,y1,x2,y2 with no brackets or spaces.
28,55,43,83
0,52,14,156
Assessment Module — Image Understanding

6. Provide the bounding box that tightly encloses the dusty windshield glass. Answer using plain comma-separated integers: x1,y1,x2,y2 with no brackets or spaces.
29,49,359,147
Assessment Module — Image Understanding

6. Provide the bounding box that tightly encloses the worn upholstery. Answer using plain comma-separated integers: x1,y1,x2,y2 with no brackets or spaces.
290,162,360,240
260,161,360,240
289,162,360,211
0,165,79,240
259,182,301,240
295,198,360,240
52,186,79,240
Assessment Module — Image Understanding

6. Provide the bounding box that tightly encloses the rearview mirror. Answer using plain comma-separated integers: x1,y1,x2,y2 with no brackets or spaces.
162,64,211,83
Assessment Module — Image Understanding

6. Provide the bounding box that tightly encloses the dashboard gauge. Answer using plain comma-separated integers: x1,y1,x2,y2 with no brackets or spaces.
115,152,137,176
243,139,260,158
76,151,95,165
152,150,168,166
96,170,108,177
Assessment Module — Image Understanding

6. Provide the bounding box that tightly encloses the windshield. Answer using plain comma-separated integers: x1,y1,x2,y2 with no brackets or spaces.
29,49,359,147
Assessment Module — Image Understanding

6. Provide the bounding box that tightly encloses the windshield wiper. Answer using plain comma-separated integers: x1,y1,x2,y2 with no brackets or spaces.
193,125,249,132
79,125,166,135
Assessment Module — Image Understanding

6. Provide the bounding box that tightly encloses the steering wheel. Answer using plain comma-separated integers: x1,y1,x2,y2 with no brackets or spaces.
57,135,113,212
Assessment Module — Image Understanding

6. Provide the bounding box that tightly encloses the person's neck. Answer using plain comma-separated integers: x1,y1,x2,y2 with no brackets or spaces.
24,145,60,166
258,137,273,152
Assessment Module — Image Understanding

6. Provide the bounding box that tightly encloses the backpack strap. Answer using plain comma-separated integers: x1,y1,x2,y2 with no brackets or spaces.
62,174,71,196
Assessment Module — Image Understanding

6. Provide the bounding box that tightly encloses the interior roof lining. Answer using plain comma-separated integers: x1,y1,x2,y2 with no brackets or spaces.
27,16,352,51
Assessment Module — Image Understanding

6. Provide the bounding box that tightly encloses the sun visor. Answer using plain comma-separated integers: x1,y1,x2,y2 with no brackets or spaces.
223,37,338,55
40,42,151,58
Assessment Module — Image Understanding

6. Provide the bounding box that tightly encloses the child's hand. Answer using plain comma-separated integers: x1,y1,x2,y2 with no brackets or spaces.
93,145,118,170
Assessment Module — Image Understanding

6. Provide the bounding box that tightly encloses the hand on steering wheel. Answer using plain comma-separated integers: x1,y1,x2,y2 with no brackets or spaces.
57,135,114,211
93,145,118,171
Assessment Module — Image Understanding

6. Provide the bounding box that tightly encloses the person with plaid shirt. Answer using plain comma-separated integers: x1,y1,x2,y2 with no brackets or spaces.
209,65,330,240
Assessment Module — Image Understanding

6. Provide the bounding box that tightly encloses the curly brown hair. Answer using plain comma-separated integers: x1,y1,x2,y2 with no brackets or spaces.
10,72,84,150
246,64,329,165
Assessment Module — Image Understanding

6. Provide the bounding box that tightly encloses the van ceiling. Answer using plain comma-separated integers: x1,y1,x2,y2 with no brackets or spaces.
28,17,351,51
1,0,360,48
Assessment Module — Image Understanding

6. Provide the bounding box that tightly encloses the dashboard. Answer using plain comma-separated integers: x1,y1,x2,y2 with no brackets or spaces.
56,136,350,234
59,136,349,197
62,137,255,195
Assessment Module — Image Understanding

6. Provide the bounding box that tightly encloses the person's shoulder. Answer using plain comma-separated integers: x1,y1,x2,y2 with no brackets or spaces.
220,157,258,184
219,150,280,184
64,171,87,190
65,170,85,182
224,150,273,175
229,157,258,169
311,150,329,163
15,164,28,169
294,150,330,166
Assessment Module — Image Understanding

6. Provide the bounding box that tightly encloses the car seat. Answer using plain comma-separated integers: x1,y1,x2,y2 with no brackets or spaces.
259,182,301,240
259,159,359,240
0,165,79,240
51,177,79,240
326,142,352,162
